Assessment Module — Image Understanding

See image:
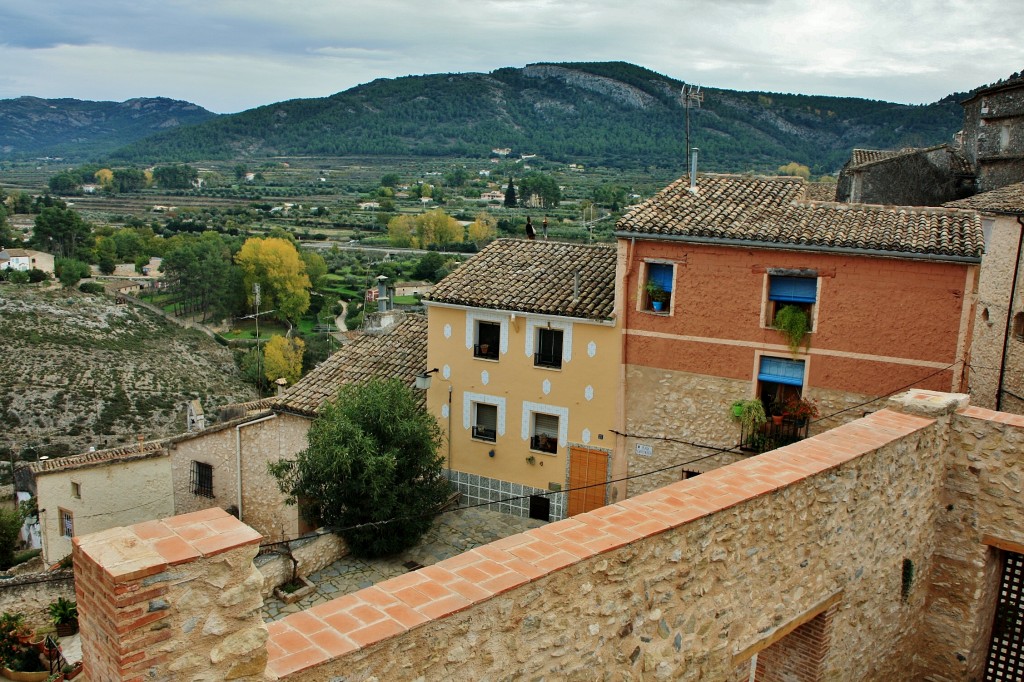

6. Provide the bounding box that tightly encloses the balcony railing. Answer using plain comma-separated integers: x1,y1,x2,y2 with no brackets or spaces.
533,351,562,369
474,344,499,360
739,418,809,454
472,426,496,442
530,434,558,453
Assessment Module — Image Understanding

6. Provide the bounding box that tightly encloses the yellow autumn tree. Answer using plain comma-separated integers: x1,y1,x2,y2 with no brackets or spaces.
468,212,498,246
777,162,811,180
94,168,114,188
263,335,305,385
387,215,417,247
235,237,311,328
417,208,463,249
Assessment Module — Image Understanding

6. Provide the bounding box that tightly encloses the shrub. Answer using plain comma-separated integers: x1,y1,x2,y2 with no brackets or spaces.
0,507,24,570
78,282,105,294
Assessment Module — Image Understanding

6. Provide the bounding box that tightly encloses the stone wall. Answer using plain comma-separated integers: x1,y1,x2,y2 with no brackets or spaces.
0,571,74,630
255,528,348,598
73,508,266,681
266,401,957,681
962,81,1024,192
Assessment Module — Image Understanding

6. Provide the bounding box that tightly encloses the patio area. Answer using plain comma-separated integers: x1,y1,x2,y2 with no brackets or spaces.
262,507,547,621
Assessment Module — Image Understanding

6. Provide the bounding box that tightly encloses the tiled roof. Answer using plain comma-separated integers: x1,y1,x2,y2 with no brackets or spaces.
29,440,169,476
272,314,427,416
425,239,616,320
849,148,906,167
944,181,1024,215
847,145,974,176
616,174,984,261
803,182,837,202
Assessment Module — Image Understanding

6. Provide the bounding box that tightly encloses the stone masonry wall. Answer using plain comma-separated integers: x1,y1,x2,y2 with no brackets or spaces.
73,508,266,682
266,404,952,681
0,571,75,631
255,528,348,598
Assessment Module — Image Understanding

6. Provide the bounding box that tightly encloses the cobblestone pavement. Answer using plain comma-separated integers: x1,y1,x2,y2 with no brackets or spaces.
262,507,546,621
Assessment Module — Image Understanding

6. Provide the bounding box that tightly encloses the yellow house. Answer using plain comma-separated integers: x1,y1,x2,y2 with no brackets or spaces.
423,239,622,521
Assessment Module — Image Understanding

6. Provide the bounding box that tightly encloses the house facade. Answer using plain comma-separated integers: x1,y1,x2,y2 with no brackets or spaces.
30,443,174,565
961,76,1024,193
615,174,983,494
0,248,54,273
424,240,623,521
835,145,975,206
948,181,1024,414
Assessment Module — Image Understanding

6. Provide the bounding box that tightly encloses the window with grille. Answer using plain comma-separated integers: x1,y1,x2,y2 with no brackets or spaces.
531,413,559,453
534,328,563,369
59,508,74,538
472,403,498,442
191,461,214,498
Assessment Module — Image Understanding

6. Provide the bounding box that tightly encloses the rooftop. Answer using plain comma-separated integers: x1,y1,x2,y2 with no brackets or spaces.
273,314,427,416
945,181,1024,215
615,174,984,261
845,145,973,176
426,238,616,320
29,439,169,476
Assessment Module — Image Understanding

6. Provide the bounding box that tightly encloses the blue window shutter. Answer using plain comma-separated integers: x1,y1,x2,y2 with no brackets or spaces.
758,357,805,386
648,263,673,292
769,276,817,303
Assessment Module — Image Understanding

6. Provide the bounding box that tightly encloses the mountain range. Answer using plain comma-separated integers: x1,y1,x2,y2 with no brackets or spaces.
1,62,968,173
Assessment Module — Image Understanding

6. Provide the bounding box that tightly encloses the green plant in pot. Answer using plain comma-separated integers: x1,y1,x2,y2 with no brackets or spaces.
48,597,78,637
645,280,670,312
774,304,809,353
737,399,767,431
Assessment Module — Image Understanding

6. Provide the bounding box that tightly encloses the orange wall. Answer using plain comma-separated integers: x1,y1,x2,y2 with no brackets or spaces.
622,240,972,394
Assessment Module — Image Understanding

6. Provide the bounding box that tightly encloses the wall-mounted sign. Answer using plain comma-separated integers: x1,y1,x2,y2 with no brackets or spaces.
635,443,654,457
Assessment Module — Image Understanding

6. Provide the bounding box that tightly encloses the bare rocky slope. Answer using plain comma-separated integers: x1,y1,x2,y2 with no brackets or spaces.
0,284,256,459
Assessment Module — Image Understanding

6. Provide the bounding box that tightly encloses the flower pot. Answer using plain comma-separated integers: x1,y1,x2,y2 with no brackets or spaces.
771,415,783,426
652,301,664,312
55,621,78,637
273,575,316,605
1,665,49,681
731,402,744,418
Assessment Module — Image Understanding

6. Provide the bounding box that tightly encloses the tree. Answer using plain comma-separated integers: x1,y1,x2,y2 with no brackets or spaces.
380,173,401,188
0,506,24,570
0,205,17,249
31,207,92,259
504,177,517,208
263,335,305,385
269,378,451,557
468,211,498,246
152,164,199,189
412,252,446,281
387,215,417,248
300,250,328,290
444,168,468,187
235,237,311,327
48,172,81,195
94,168,114,188
777,162,811,180
519,172,561,208
96,237,117,275
112,168,147,193
418,208,462,249
56,258,90,288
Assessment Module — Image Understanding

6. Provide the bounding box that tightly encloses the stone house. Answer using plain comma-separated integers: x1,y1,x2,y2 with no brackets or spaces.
28,441,174,565
0,248,54,273
961,75,1024,193
615,173,983,495
423,239,623,521
947,181,1024,415
835,144,975,206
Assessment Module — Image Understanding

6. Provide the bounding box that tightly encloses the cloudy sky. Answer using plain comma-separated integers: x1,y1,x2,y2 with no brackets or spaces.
1,0,1021,114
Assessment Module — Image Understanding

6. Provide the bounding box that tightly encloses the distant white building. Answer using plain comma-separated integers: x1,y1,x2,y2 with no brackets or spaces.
0,249,54,273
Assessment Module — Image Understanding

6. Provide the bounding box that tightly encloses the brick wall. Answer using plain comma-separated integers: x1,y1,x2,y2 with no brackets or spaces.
73,508,265,681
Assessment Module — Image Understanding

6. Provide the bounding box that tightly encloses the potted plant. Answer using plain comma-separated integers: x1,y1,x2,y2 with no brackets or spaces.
48,598,78,637
737,399,767,431
782,395,820,425
645,280,670,312
62,662,83,680
769,400,785,425
730,400,745,420
773,304,809,353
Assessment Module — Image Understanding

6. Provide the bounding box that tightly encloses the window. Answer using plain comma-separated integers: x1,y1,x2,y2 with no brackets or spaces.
190,461,214,498
530,413,560,454
474,321,500,360
643,262,673,313
1014,312,1024,341
767,275,817,331
757,356,806,411
534,328,563,369
71,482,81,499
59,509,74,538
472,403,498,442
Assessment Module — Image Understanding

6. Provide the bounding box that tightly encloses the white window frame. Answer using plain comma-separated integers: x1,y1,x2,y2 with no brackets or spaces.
522,401,569,455
466,311,508,356
639,259,676,314
471,402,499,442
463,392,506,437
524,318,573,366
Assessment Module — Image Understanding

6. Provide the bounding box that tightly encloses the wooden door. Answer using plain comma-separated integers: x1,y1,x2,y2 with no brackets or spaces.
567,447,609,516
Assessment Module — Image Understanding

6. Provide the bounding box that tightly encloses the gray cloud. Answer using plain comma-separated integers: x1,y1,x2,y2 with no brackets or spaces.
0,0,1021,113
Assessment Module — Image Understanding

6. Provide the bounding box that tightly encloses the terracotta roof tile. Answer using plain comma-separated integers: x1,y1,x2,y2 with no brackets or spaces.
616,174,983,260
29,440,169,476
273,314,427,416
945,181,1024,215
426,239,616,320
803,182,837,202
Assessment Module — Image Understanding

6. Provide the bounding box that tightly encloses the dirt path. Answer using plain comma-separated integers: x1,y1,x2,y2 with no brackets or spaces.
335,300,348,332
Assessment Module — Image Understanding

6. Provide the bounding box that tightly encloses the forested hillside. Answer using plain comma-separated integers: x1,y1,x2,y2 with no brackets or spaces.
110,62,963,174
0,96,217,159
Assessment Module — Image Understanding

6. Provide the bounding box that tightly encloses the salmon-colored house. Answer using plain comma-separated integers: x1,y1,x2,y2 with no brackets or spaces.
615,174,984,494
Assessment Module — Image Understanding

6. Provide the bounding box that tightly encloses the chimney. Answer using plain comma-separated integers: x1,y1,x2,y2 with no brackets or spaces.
573,270,580,301
376,275,389,312
689,148,700,192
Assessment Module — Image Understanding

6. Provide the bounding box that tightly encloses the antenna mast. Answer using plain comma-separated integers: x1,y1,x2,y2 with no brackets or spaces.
682,84,703,162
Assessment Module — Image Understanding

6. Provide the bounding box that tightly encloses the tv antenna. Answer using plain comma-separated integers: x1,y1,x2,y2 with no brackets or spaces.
682,84,703,160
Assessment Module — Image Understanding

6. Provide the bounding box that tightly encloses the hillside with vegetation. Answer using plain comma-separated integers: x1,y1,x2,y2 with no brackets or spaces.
108,62,963,174
0,96,218,159
0,285,256,460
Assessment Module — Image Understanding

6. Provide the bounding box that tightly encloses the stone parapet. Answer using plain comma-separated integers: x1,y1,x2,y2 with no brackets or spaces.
73,507,266,681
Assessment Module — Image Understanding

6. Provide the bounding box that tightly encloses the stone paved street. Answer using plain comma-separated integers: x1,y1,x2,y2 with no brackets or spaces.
262,507,546,621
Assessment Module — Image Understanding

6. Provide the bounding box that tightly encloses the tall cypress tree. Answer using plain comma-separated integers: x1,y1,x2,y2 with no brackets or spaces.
504,177,517,208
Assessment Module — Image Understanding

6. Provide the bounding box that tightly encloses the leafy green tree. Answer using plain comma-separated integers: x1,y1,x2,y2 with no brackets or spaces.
380,173,401,188
96,237,118,275
56,258,90,288
519,172,561,208
152,164,199,189
300,250,328,290
412,252,445,281
48,172,81,195
31,207,92,259
6,270,29,285
444,168,468,187
0,506,24,570
269,378,451,557
0,205,18,249
112,168,147,193
503,177,517,208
